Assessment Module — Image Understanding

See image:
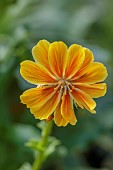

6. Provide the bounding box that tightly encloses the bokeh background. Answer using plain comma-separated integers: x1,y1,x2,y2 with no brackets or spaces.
0,0,113,170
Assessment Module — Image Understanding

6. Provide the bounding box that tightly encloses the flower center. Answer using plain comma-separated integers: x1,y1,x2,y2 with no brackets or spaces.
58,79,66,86
57,79,73,94
53,79,74,96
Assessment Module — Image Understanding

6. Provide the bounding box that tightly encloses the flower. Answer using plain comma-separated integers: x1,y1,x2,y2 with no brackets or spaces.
20,40,108,126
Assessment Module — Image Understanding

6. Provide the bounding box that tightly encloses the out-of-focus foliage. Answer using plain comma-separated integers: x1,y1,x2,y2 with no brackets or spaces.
0,0,113,170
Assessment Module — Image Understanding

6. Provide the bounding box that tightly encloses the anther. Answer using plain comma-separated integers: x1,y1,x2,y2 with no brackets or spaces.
72,86,75,89
69,89,72,92
54,87,57,90
61,85,64,89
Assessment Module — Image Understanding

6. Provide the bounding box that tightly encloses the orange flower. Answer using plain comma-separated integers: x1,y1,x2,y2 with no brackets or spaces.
20,40,108,126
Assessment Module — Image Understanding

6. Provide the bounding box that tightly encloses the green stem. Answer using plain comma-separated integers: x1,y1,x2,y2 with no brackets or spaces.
32,120,53,170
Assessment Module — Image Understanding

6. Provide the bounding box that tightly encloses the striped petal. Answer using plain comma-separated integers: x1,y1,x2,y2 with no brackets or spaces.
71,48,94,80
61,92,77,125
32,40,50,70
74,83,107,98
20,86,57,108
71,88,96,113
65,44,85,79
54,102,68,127
48,41,67,78
76,62,108,84
30,90,61,120
20,60,56,85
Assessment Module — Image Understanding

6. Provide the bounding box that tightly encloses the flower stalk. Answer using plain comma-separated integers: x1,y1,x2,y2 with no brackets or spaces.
32,120,53,170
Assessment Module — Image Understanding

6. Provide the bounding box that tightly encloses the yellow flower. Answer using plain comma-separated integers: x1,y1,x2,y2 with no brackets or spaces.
20,40,108,126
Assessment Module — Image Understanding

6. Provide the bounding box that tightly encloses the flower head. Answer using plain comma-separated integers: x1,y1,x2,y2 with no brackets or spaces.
20,40,108,126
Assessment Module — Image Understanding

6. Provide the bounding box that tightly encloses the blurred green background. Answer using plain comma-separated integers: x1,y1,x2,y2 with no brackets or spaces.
0,0,113,170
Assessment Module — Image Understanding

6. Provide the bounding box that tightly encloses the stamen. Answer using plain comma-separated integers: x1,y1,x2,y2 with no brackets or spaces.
66,83,73,93
69,89,72,92
54,87,57,91
54,84,61,91
61,85,64,89
64,85,67,95
58,81,62,84
72,86,75,89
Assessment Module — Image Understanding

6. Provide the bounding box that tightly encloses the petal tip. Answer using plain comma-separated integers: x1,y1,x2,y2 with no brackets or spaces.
91,109,96,114
70,119,77,125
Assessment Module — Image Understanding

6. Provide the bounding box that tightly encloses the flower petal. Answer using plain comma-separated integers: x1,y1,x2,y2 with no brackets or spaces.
74,83,107,98
71,88,96,113
54,102,68,127
71,48,94,80
20,60,56,85
32,40,50,69
30,90,61,120
20,86,57,108
48,41,67,78
61,92,77,125
76,62,108,84
65,44,85,79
